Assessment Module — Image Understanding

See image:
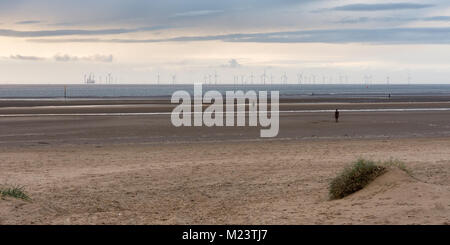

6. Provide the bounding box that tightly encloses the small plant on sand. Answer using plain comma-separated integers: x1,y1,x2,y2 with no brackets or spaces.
0,185,31,201
329,159,387,200
382,159,412,176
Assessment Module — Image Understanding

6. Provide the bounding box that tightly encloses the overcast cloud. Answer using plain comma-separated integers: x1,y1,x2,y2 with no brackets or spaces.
1,0,450,84
0,0,448,43
330,3,434,11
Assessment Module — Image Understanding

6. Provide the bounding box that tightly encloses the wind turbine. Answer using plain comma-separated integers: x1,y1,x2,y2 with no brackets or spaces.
235,75,240,85
282,72,288,84
262,70,267,84
172,74,176,85
214,71,218,85
297,72,303,85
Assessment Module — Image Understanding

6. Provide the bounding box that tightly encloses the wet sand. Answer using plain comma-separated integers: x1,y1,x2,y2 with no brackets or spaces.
0,106,449,146
0,99,449,224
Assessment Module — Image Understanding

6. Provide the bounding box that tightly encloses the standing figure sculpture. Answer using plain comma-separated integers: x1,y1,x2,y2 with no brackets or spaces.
335,109,340,123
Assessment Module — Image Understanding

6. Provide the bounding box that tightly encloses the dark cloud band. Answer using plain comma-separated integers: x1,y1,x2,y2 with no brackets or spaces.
331,3,433,11
28,27,450,45
0,26,168,37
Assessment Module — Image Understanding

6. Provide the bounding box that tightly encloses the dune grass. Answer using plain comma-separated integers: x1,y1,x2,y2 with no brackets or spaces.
0,185,31,201
329,158,412,200
381,159,412,176
329,159,387,200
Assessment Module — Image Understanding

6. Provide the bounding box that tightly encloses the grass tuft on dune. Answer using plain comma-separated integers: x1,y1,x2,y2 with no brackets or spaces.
329,159,387,200
329,158,413,200
0,185,31,201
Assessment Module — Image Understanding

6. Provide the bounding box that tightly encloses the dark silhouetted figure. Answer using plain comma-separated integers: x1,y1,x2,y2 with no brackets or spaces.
335,109,340,123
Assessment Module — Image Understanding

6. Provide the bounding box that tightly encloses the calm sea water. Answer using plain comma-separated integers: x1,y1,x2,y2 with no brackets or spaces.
0,84,450,99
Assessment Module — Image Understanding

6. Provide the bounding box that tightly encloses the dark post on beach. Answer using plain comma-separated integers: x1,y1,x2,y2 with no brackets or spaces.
335,109,340,123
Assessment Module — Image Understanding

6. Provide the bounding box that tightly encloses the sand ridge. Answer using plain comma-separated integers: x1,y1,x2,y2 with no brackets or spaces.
319,169,450,224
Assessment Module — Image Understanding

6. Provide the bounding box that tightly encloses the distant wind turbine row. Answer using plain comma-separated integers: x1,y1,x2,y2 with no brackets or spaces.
83,73,117,84
81,71,413,85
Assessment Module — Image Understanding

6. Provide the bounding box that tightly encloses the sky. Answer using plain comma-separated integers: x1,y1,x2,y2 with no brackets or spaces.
1,0,450,84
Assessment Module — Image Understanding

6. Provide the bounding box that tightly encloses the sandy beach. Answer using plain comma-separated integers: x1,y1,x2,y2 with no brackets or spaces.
3,0,450,233
0,99,449,224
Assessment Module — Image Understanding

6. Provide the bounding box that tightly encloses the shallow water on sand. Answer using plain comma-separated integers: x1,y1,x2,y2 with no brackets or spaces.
0,107,449,117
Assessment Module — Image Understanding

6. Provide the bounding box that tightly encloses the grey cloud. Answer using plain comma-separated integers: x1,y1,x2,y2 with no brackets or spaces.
54,54,113,62
50,22,78,27
32,38,104,43
0,25,168,37
9,54,113,62
16,20,41,25
331,3,433,11
54,54,79,62
222,59,242,68
0,0,319,37
338,17,371,24
86,54,114,63
29,27,450,45
424,16,450,21
9,54,45,61
221,28,450,44
337,16,450,24
0,0,310,27
171,10,224,18
338,16,415,24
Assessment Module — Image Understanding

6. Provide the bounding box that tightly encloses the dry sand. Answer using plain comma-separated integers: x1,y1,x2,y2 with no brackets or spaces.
0,138,449,225
0,101,449,224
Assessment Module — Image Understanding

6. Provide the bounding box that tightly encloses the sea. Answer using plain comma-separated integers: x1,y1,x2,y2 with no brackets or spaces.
0,84,450,99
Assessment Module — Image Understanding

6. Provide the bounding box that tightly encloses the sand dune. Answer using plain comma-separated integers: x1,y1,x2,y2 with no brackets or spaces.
318,169,450,224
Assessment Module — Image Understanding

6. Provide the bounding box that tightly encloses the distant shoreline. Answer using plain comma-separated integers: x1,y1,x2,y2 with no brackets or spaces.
1,84,450,102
